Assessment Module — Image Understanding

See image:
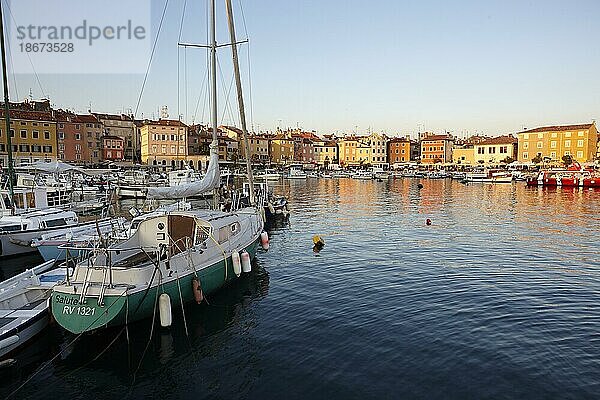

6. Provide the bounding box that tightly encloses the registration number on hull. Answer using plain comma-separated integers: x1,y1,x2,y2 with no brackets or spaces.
62,305,96,316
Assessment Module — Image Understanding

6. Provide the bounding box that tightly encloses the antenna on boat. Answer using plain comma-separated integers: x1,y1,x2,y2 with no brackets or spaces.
225,0,256,207
0,1,15,208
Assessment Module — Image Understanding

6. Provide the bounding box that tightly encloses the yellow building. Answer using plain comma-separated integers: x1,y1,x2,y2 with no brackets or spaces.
0,108,57,167
240,134,270,163
473,135,518,165
313,139,338,167
270,132,294,165
517,123,598,163
140,119,188,168
452,146,475,165
366,132,388,167
338,136,359,166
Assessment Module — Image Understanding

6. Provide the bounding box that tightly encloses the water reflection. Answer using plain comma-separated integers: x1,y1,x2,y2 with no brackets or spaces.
1,258,270,399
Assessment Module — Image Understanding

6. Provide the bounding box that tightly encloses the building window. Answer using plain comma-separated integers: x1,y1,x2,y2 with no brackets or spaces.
550,141,556,148
523,142,528,149
564,151,571,156
538,133,543,139
489,147,495,154
537,142,543,148
550,152,556,158
577,140,584,147
43,145,52,152
75,144,81,151
576,151,583,159
32,130,39,139
10,129,14,137
565,132,571,137
578,131,584,137
551,132,557,138
565,140,571,148
75,133,81,140
20,130,26,139
44,131,50,140
523,152,528,159
19,144,30,152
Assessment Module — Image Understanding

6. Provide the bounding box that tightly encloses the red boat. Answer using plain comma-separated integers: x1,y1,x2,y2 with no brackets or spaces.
526,162,600,188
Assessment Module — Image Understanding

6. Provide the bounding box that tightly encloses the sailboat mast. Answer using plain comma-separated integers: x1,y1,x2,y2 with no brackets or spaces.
209,0,219,208
0,1,14,203
210,0,217,144
224,0,256,207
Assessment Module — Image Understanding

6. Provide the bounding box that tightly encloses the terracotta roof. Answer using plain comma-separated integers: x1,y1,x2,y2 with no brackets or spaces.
219,125,242,134
421,135,453,142
0,109,54,121
478,135,517,145
389,137,410,143
74,114,100,123
519,124,594,134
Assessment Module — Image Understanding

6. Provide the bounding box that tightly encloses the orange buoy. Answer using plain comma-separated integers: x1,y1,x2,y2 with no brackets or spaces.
192,277,204,304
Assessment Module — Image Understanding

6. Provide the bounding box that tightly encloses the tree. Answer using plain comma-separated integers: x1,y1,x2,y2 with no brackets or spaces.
562,154,573,167
532,154,543,164
502,156,515,164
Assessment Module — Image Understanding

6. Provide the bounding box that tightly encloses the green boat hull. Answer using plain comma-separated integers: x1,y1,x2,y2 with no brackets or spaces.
51,240,260,334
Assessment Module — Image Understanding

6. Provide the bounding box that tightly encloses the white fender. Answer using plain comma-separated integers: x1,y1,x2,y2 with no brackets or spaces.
260,231,269,250
232,251,242,277
159,293,172,328
241,250,251,273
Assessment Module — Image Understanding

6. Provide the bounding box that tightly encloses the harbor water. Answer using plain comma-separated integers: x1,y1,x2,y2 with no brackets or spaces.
2,178,600,399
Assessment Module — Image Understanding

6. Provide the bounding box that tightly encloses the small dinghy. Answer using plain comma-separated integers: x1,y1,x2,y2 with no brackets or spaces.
0,260,66,359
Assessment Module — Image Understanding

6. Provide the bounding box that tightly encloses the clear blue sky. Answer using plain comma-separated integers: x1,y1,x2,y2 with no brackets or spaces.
4,0,600,138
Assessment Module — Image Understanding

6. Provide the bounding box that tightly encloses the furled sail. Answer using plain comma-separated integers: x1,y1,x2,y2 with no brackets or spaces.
147,140,220,199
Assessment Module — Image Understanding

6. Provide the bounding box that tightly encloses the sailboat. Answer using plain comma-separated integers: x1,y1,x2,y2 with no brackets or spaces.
50,0,267,334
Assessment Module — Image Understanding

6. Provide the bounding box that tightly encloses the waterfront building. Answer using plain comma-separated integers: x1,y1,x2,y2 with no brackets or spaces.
338,135,371,167
516,123,598,164
55,110,84,163
240,134,270,164
270,131,294,165
93,113,137,162
452,146,475,165
102,135,125,161
77,114,104,164
388,137,411,165
0,103,57,167
220,125,243,141
366,132,389,167
298,138,316,164
313,138,338,168
420,135,454,164
473,135,518,165
140,119,188,169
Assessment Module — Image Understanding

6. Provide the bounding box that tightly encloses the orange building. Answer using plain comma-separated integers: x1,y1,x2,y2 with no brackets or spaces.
388,137,411,164
420,135,454,164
